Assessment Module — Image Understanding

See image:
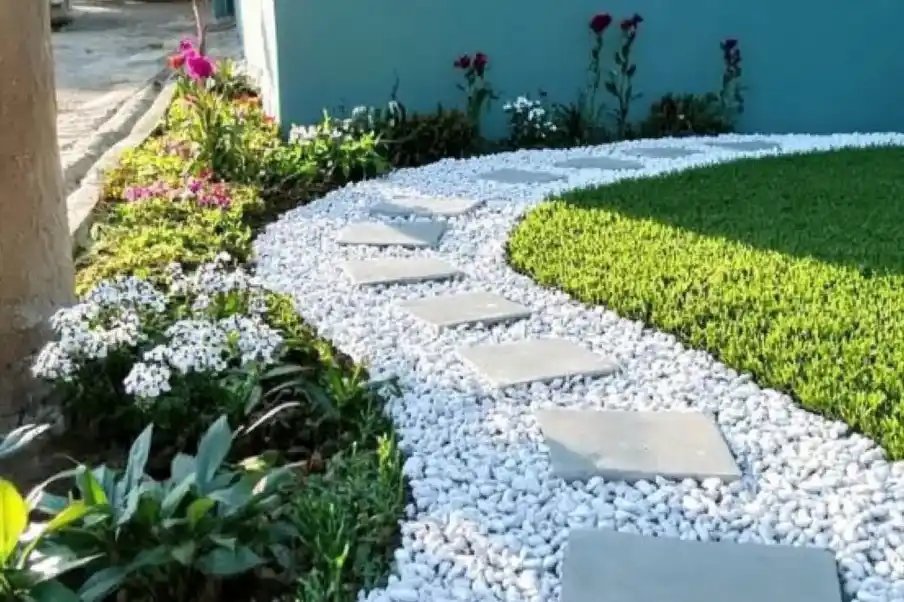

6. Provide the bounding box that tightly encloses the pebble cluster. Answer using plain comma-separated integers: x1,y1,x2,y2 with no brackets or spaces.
253,134,904,602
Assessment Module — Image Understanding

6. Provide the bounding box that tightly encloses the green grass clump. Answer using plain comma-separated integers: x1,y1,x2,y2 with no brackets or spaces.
507,146,904,458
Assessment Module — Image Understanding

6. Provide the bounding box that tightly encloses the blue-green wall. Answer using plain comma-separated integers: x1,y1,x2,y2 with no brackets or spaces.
242,0,903,135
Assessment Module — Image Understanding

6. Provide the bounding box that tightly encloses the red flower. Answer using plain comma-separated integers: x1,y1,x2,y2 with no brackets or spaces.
722,38,738,51
167,54,185,70
473,52,489,76
620,13,643,31
589,13,612,34
453,54,471,69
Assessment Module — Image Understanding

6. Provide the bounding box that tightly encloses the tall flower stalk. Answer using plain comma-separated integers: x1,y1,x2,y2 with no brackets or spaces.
454,52,497,135
580,13,613,138
605,14,643,139
719,38,744,127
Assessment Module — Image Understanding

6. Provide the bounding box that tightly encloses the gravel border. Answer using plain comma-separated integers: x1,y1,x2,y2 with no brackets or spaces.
254,134,904,602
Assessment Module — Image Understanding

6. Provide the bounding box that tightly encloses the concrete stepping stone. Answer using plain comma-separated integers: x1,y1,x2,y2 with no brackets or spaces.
706,139,782,152
370,195,485,217
398,292,531,330
554,156,644,171
477,168,565,184
460,339,618,387
623,146,700,159
336,222,446,248
340,257,462,286
562,529,842,602
536,409,741,482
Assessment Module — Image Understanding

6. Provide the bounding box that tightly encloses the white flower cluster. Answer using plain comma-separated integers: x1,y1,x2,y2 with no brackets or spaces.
289,105,378,146
503,95,558,142
33,257,284,407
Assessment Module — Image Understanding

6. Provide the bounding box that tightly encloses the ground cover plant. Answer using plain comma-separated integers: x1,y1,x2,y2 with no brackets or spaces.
507,146,904,459
14,38,407,602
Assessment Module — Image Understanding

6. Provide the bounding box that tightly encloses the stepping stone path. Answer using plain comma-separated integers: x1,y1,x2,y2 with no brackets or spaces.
370,195,485,217
477,168,565,184
623,146,701,159
460,339,619,387
706,139,782,152
341,257,462,286
562,530,842,602
333,165,841,599
554,156,644,170
336,221,446,248
537,409,741,482
397,291,531,330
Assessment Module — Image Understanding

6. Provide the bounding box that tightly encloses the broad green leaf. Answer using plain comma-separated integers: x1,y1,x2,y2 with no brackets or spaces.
186,497,215,528
194,416,233,491
28,552,102,583
0,478,28,563
77,566,127,602
75,467,108,507
170,453,196,484
121,424,154,494
20,501,92,564
0,423,51,459
196,545,264,576
128,546,168,570
29,579,82,602
170,541,196,565
160,474,196,518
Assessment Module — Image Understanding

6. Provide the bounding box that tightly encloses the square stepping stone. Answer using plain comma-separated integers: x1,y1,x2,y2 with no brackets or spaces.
562,529,842,602
370,195,485,217
554,156,645,171
477,168,564,184
340,257,462,286
398,292,531,330
623,146,700,159
706,139,781,152
336,222,446,248
460,339,618,388
536,409,741,482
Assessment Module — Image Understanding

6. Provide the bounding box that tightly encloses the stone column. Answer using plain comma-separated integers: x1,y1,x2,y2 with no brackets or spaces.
0,0,75,431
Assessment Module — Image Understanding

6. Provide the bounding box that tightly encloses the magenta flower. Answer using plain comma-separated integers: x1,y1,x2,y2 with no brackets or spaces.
178,38,196,54
185,53,215,81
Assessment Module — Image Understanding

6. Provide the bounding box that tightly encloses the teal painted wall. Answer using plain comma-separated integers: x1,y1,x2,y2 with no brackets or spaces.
246,0,903,135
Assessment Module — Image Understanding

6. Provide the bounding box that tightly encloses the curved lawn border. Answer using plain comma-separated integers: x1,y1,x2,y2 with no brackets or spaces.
253,134,904,602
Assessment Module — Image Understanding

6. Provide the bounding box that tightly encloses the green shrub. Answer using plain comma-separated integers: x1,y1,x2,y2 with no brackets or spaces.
380,105,479,168
34,417,302,602
640,92,732,138
508,147,904,458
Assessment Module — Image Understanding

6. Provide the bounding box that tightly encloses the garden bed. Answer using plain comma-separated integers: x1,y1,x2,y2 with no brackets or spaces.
508,144,904,459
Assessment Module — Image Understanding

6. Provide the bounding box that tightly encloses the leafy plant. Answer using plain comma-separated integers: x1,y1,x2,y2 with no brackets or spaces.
503,93,558,149
719,38,745,128
639,92,731,138
0,479,93,602
381,105,478,168
0,425,52,460
288,110,388,186
33,417,302,602
453,52,498,135
604,14,644,140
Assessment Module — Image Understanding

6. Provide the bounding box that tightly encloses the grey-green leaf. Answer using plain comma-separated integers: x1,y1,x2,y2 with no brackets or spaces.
194,416,233,492
196,546,264,576
77,566,128,602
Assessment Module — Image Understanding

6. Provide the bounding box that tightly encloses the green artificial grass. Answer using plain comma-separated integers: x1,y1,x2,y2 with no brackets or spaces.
507,146,904,459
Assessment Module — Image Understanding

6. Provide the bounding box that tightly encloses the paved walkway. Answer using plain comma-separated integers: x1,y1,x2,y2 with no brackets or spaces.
54,0,240,197
254,134,904,602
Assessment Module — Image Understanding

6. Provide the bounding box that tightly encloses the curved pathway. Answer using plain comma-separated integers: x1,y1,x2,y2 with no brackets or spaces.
254,134,904,602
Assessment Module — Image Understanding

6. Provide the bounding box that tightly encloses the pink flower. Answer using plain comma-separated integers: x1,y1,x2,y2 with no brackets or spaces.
185,53,215,81
178,38,196,54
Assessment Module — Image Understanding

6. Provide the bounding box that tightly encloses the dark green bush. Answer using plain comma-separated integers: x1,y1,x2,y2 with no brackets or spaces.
639,92,732,138
508,147,904,458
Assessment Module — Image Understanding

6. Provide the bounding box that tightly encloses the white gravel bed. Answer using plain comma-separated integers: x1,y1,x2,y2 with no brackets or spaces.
253,134,904,602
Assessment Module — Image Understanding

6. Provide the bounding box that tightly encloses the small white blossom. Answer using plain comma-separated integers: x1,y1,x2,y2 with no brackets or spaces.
503,94,558,145
124,362,173,407
219,314,284,366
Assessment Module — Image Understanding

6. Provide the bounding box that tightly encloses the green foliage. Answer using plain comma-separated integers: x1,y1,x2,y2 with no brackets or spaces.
381,105,478,168
76,185,262,294
33,418,302,602
639,92,732,138
508,147,904,458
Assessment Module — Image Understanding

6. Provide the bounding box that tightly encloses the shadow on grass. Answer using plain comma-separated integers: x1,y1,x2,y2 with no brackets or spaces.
559,146,904,277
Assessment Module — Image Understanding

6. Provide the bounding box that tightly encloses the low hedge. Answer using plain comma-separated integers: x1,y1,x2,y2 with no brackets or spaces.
508,146,904,459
